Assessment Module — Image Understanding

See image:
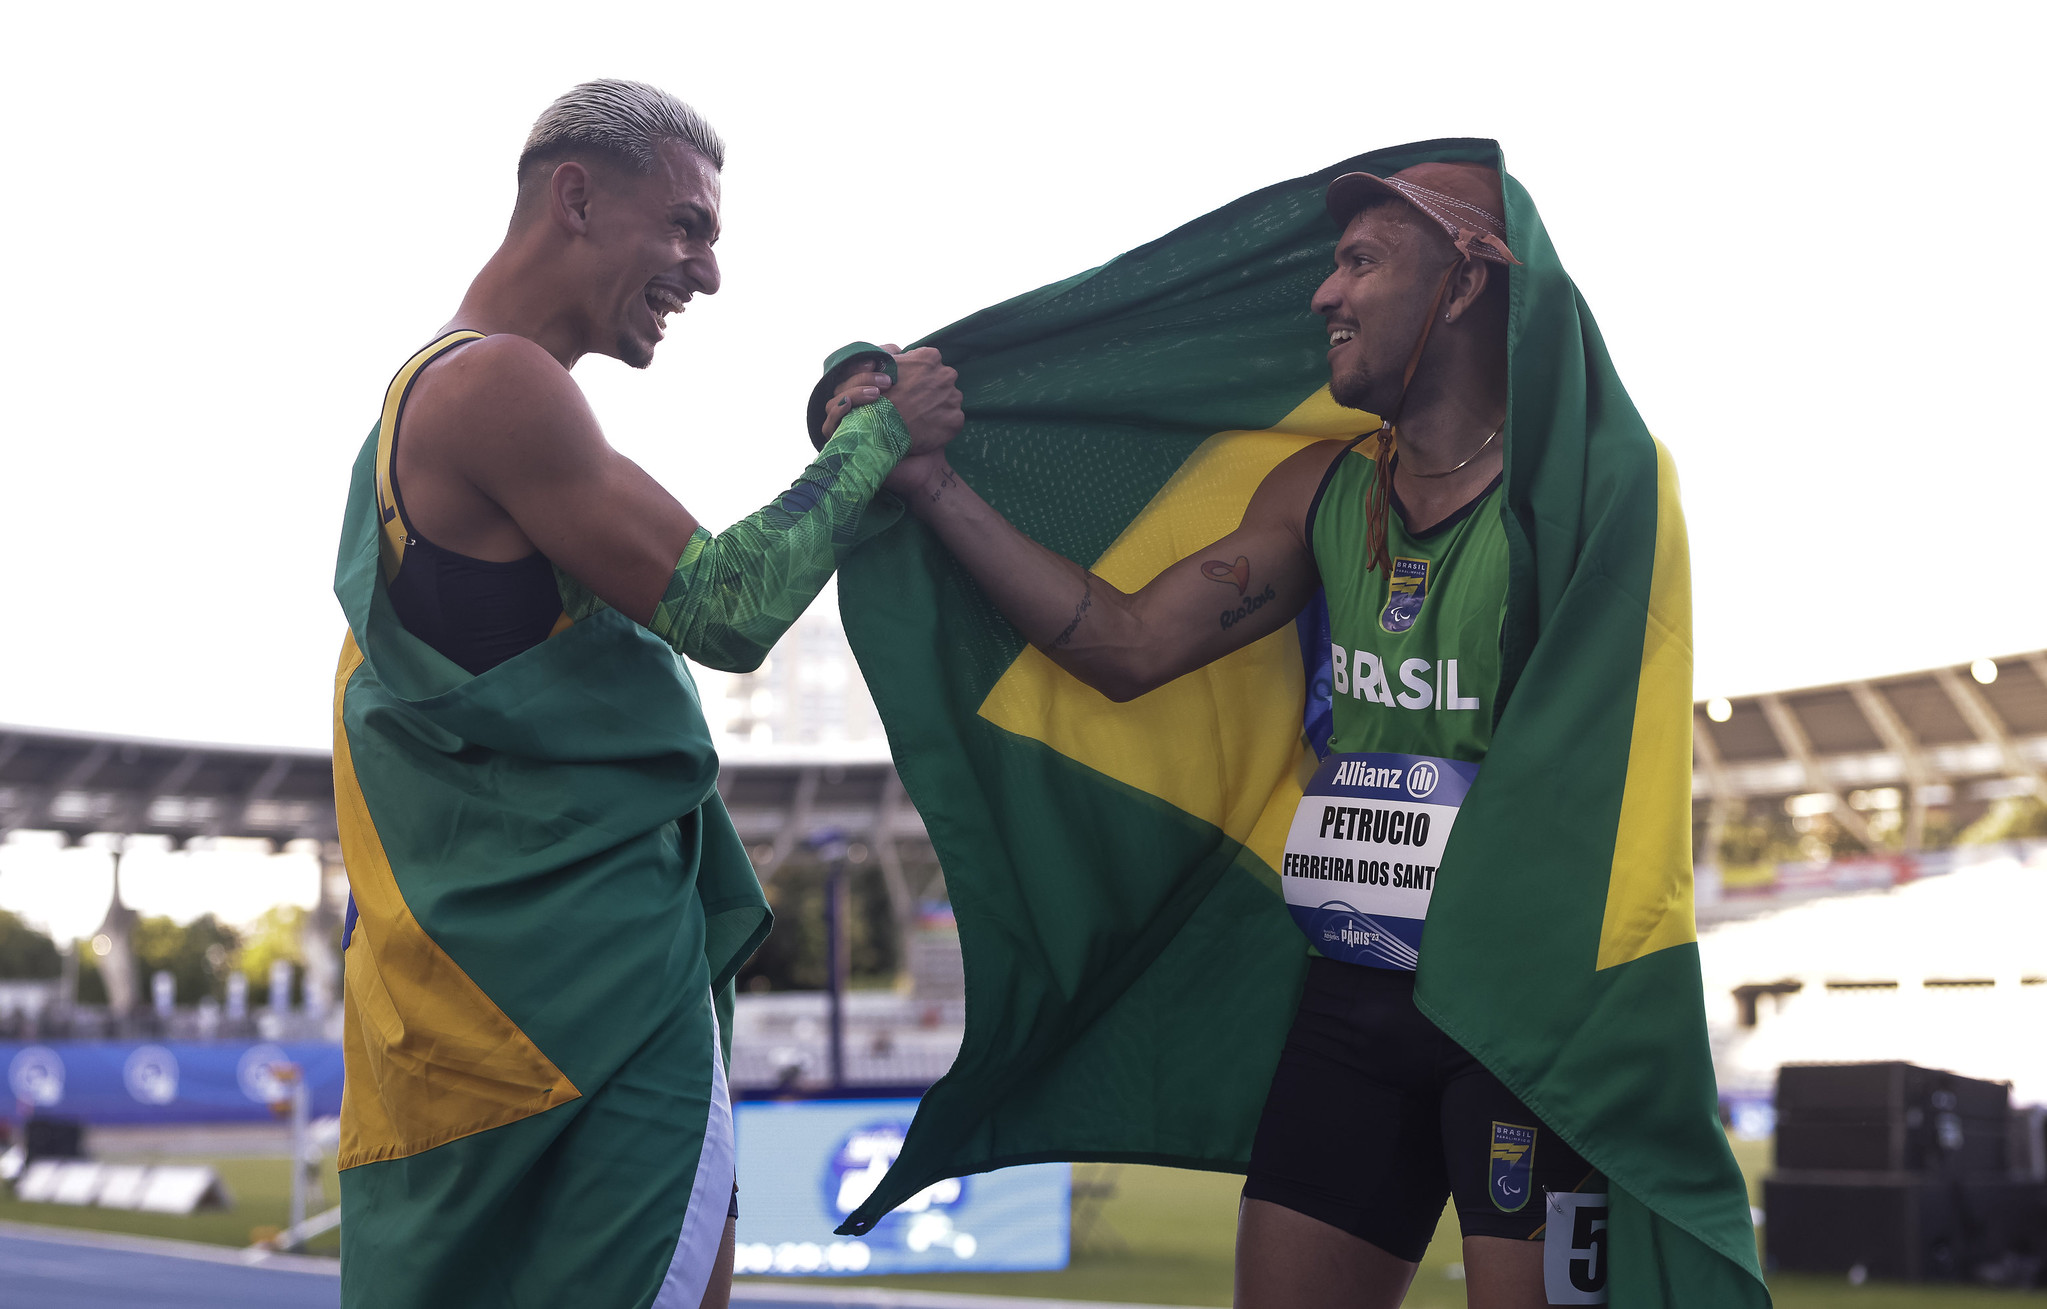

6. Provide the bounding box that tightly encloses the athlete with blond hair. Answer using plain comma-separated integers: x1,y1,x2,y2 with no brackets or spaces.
331,80,960,1309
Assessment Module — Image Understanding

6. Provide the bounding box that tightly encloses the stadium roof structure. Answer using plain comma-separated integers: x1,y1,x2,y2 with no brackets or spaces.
0,725,336,849
1694,649,2047,850
0,725,936,879
2,644,2041,869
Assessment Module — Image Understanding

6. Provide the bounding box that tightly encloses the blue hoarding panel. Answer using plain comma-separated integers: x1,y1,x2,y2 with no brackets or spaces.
734,1098,1068,1276
2,1043,343,1124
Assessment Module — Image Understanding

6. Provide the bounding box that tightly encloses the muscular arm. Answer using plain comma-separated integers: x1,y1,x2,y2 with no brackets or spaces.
398,334,917,673
559,402,911,672
897,441,1345,702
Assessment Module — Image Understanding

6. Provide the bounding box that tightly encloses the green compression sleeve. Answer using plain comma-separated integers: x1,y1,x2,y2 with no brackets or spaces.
557,400,911,673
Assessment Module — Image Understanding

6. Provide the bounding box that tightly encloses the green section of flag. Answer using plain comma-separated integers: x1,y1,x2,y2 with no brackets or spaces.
835,139,1766,1305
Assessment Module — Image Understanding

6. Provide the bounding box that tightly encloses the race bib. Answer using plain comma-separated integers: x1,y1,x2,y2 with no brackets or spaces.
1542,1191,1610,1304
1279,751,1477,971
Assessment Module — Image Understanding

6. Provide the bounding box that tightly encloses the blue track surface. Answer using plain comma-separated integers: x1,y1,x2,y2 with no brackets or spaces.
0,1230,338,1309
0,1223,1177,1309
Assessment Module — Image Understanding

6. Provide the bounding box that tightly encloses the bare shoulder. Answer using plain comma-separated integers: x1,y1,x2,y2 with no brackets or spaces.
1247,436,1369,522
404,334,602,463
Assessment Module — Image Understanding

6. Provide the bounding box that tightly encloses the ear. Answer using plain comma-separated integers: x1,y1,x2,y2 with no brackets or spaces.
549,161,595,236
1441,259,1492,325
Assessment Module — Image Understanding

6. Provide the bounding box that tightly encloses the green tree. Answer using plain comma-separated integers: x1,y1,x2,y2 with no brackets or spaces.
239,904,307,1006
1715,802,1805,868
1959,796,2047,845
735,858,900,992
0,910,60,979
133,913,241,1004
71,915,244,1007
76,949,108,1004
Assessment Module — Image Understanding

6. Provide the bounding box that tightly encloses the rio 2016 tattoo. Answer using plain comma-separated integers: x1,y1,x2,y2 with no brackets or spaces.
1054,578,1093,647
1203,553,1274,629
1219,582,1277,630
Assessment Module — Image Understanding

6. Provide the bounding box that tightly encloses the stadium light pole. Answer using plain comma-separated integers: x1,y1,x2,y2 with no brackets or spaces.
807,828,852,1095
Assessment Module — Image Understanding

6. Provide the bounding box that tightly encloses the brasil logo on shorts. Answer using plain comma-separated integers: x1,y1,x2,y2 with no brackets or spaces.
1489,1121,1537,1212
1380,557,1429,633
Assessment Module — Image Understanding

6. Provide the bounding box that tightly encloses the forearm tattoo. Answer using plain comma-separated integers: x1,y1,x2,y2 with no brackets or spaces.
924,464,960,505
1053,578,1093,647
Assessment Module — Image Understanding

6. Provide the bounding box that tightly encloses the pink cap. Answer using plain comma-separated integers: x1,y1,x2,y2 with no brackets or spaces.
1324,161,1520,265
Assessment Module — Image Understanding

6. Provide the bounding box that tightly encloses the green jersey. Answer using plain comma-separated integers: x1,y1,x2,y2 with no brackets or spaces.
1309,444,1508,765
1279,442,1509,971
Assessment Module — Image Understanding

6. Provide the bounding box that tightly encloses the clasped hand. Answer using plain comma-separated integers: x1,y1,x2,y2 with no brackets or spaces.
822,345,961,451
821,345,962,495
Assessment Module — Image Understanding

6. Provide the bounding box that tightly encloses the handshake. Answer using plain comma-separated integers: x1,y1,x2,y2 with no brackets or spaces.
817,345,965,501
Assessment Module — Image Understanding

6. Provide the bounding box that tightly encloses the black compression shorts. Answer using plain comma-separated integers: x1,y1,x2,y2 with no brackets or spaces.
1242,957,1601,1262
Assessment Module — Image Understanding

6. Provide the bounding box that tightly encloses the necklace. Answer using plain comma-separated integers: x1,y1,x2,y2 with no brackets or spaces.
1400,426,1500,479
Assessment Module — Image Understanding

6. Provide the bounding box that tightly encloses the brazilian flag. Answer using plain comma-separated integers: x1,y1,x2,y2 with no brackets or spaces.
330,336,769,1308
835,139,1766,1306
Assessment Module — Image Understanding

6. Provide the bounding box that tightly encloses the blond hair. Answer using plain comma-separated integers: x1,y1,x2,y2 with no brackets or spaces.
519,79,725,185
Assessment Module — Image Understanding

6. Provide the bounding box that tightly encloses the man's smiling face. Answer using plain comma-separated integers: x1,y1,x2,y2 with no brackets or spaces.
1310,201,1452,415
585,137,723,369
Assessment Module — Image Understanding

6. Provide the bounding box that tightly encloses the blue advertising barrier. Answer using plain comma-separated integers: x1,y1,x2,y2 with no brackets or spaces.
733,1098,1069,1277
2,1042,343,1125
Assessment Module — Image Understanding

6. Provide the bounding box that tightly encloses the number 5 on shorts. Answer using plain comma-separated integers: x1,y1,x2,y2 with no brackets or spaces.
1542,1191,1609,1304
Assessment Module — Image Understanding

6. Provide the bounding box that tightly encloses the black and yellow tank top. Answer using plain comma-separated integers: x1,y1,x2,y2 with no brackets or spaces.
374,332,566,676
1305,440,1509,765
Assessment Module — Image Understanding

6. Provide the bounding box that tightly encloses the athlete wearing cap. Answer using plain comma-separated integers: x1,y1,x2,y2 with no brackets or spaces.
828,161,1591,1308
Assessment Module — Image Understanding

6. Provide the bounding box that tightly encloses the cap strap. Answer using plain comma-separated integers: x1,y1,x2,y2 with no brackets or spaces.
1365,258,1463,576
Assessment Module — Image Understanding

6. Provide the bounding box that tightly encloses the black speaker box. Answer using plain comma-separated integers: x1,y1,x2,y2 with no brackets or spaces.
22,1116,84,1161
1777,1062,2009,1175
1765,1172,2047,1284
2013,1106,2047,1182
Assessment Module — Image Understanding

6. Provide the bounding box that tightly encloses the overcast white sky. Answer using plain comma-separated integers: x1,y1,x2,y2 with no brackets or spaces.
2,0,2041,765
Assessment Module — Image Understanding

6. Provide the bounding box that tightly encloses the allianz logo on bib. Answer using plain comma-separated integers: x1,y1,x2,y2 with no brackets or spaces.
1331,647,1481,713
1330,759,1403,789
1408,761,1440,798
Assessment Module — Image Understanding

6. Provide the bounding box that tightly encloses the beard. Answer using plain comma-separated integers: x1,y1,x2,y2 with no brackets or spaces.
614,328,656,370
1329,359,1385,414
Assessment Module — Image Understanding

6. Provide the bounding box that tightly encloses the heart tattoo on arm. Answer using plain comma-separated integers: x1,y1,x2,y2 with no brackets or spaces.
1201,556,1250,596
